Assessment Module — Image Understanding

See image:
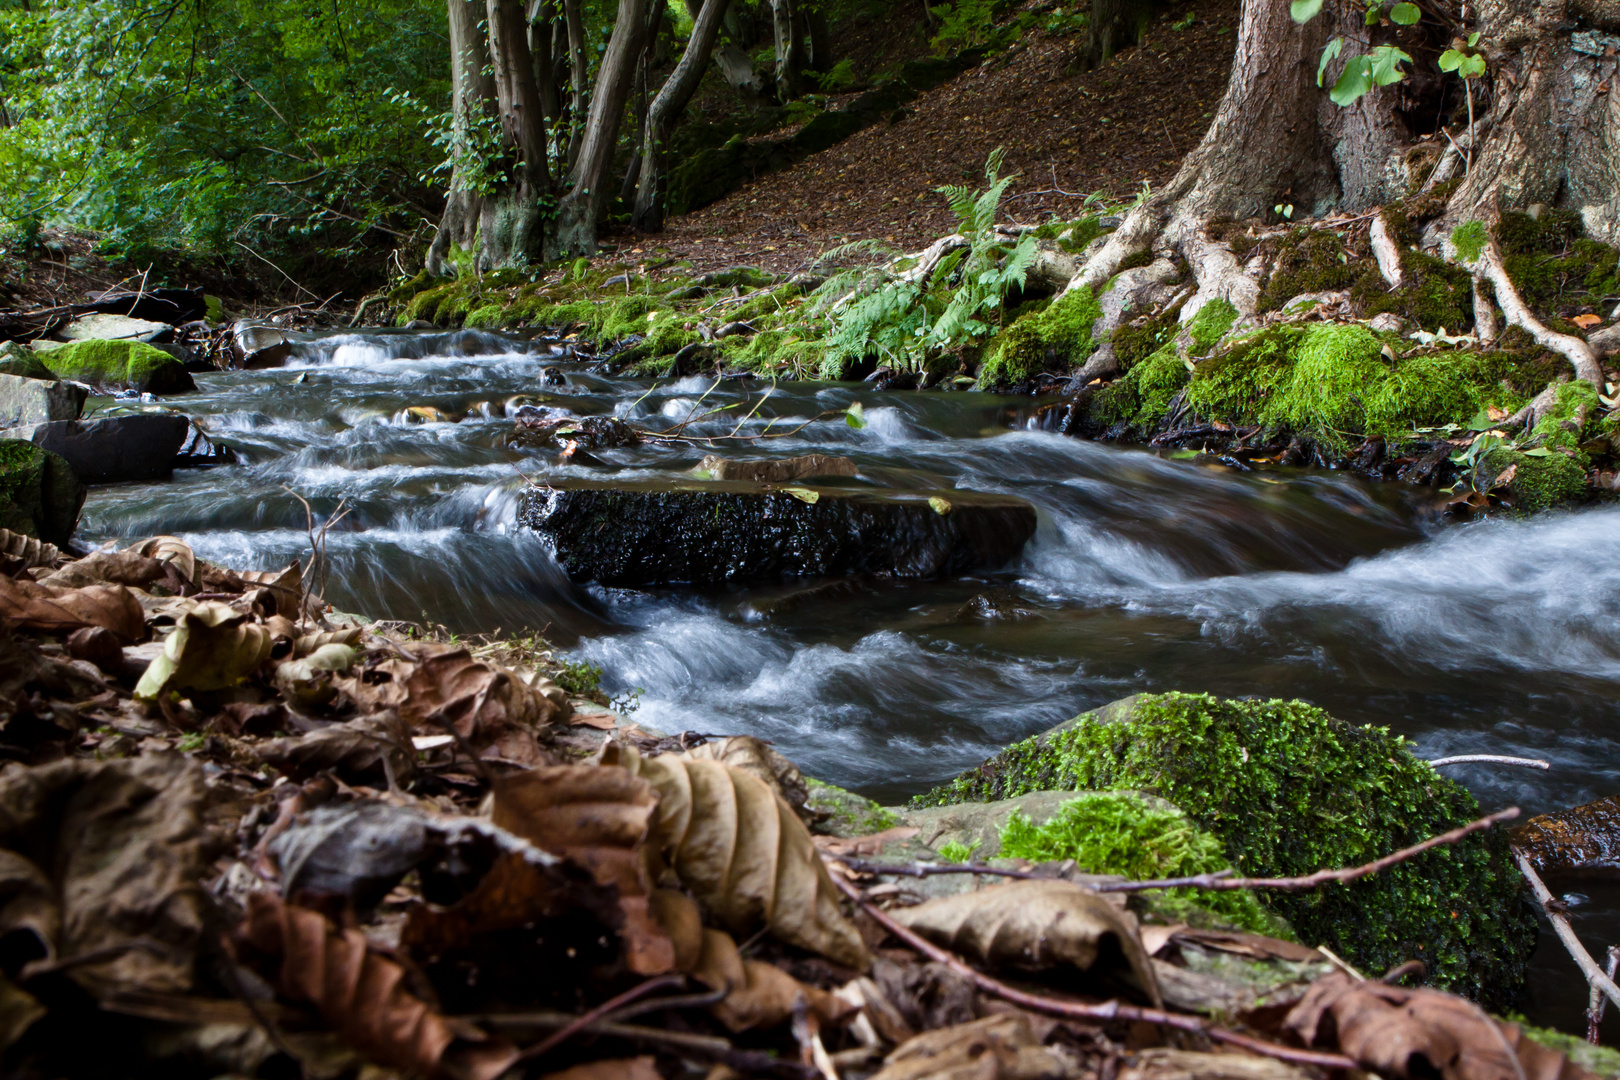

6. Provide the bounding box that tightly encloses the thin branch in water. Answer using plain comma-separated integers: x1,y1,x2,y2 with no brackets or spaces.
1589,945,1620,1044
832,874,1356,1070
1515,851,1620,1015
1428,754,1550,770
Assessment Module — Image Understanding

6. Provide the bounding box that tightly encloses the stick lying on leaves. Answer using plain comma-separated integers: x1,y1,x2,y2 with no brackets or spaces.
843,807,1519,893
833,874,1356,1070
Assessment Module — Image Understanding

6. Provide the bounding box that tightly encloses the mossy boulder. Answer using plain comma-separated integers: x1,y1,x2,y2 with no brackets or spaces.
0,342,55,380
913,691,1536,1005
806,779,900,838
42,339,196,394
1478,446,1587,512
978,287,1103,388
0,441,85,545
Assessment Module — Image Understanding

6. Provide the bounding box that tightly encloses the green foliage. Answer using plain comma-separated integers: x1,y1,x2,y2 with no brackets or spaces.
1478,445,1587,512
928,0,1003,54
977,287,1102,388
912,692,1537,1004
1528,380,1600,452
553,657,604,698
1451,220,1488,264
805,778,901,838
812,59,859,91
935,838,982,863
998,792,1281,934
1439,33,1487,78
0,0,448,263
1258,229,1359,312
813,149,1036,375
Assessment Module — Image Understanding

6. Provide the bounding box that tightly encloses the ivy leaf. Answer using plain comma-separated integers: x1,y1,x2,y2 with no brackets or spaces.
1390,2,1421,22
1438,48,1464,72
1318,37,1345,87
1290,0,1324,22
1369,44,1412,86
1330,57,1375,105
1460,53,1487,77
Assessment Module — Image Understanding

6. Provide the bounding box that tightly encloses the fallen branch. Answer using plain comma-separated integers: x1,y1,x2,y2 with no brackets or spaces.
833,874,1355,1070
1428,754,1549,770
474,1009,816,1078
1514,851,1620,1015
844,807,1518,894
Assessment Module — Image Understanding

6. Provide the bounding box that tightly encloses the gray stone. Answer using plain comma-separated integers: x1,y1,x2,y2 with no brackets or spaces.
900,789,1177,860
60,312,173,343
174,421,235,468
1,414,191,482
696,453,858,483
229,321,293,368
519,479,1037,586
0,342,54,381
0,373,86,427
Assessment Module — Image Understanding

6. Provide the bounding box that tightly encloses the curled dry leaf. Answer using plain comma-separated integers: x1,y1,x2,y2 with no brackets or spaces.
237,562,307,618
37,549,169,590
685,735,812,820
1284,972,1595,1080
870,1013,1080,1080
294,626,364,657
889,879,1163,1008
0,576,145,643
256,713,415,783
607,743,871,971
0,528,61,572
134,600,272,698
492,766,674,974
131,535,196,586
275,642,359,707
234,892,518,1080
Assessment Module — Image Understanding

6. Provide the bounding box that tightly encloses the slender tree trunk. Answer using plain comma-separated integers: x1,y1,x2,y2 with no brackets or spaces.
529,0,560,123
562,0,588,169
633,0,732,232
770,0,803,100
549,0,652,257
1080,0,1156,69
805,7,832,71
427,0,497,277
620,1,666,208
713,41,765,95
476,0,553,267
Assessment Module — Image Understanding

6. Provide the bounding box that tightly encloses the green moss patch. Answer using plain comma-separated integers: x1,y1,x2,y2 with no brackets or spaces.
805,778,899,838
914,691,1536,1004
1478,445,1587,512
978,287,1103,388
1258,229,1360,313
998,791,1285,936
43,339,194,394
0,441,84,545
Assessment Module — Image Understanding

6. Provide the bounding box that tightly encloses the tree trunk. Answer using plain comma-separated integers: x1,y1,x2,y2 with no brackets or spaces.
770,0,803,101
548,0,652,258
562,0,588,169
806,7,832,71
633,0,732,232
714,41,766,95
1079,0,1156,70
427,0,497,277
476,0,553,268
529,0,560,123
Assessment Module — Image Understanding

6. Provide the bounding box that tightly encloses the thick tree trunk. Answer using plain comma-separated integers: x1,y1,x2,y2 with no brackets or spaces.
633,0,732,232
548,0,652,258
529,0,560,124
427,0,497,277
806,7,832,71
477,0,553,268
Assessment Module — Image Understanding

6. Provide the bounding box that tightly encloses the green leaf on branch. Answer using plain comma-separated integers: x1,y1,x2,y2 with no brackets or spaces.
1330,58,1375,105
1390,2,1421,23
845,402,866,428
1318,37,1345,87
1290,0,1324,23
1369,45,1413,85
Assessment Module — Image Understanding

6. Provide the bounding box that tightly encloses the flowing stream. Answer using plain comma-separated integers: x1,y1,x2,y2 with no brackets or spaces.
85,328,1620,1027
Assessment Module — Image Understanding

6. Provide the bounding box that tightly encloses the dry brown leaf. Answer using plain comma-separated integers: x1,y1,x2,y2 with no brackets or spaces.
237,562,307,618
256,713,415,783
685,735,811,819
0,529,61,573
569,711,618,730
608,743,870,971
890,879,1162,1008
540,1058,660,1080
293,626,364,656
1572,313,1603,329
682,913,854,1032
492,766,674,974
1284,972,1596,1080
235,892,518,1080
131,535,196,585
815,826,922,857
38,549,169,590
870,1013,1079,1080
1120,1049,1310,1080
0,576,145,643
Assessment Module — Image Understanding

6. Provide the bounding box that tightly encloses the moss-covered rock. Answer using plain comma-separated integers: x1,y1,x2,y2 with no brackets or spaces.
1478,445,1588,512
806,778,900,838
1258,228,1361,313
42,339,196,394
0,441,85,545
912,691,1536,1005
0,342,55,380
978,287,1103,388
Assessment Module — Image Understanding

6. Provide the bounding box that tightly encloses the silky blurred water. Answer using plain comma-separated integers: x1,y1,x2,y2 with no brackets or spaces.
82,328,1620,1030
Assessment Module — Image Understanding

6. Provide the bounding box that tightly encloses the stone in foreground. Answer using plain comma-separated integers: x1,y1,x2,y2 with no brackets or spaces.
0,374,87,428
519,479,1036,586
0,442,85,544
2,415,191,482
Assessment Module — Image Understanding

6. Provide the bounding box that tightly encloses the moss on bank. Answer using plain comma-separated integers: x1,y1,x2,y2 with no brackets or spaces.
913,691,1537,1005
977,287,1102,388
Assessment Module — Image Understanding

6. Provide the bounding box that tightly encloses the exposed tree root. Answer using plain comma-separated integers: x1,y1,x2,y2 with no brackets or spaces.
1369,215,1403,289
1468,236,1604,386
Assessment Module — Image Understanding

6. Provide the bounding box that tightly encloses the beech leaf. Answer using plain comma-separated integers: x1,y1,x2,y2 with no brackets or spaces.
0,529,60,573
0,577,145,643
890,879,1162,1007
134,601,271,698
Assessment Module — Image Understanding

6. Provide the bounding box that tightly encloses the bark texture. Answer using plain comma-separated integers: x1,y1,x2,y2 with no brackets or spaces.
427,0,497,277
478,0,552,268
633,0,732,232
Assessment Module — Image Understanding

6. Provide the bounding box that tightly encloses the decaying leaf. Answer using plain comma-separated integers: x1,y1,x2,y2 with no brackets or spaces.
0,754,207,997
890,879,1162,1008
1284,972,1596,1080
685,735,812,820
131,535,196,585
0,972,45,1052
606,743,871,971
274,642,358,706
134,601,272,698
815,826,922,858
492,766,673,974
0,529,61,573
870,1013,1080,1080
1120,1049,1310,1080
401,846,615,959
0,576,145,643
39,549,170,590
269,800,438,912
540,1058,660,1080
293,626,364,656
256,713,414,783
237,562,308,618
234,892,518,1080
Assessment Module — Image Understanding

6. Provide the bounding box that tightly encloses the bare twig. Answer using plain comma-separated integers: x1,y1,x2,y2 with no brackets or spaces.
844,808,1518,894
471,1011,816,1078
1589,946,1620,1043
833,875,1355,1070
1515,851,1620,1015
1428,754,1550,770
515,974,693,1062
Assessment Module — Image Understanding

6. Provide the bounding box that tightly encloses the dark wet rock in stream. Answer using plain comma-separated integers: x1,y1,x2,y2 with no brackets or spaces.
2,414,191,483
519,479,1037,586
1512,795,1620,875
0,441,85,544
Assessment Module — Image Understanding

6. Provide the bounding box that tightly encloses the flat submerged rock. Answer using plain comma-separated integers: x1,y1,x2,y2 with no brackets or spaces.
518,478,1037,586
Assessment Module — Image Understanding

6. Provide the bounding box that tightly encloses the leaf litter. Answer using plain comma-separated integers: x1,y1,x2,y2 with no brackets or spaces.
0,533,1601,1079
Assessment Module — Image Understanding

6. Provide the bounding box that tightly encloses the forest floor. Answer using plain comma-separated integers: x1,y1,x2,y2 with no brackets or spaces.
609,0,1237,275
